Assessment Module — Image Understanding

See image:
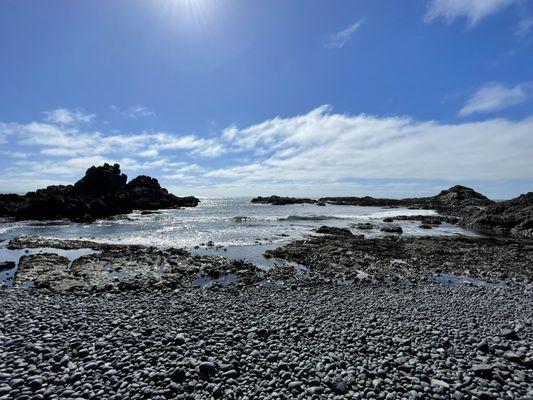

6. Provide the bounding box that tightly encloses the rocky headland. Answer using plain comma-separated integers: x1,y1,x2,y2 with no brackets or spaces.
251,196,317,206
253,186,493,216
464,192,533,240
0,163,199,222
253,185,533,240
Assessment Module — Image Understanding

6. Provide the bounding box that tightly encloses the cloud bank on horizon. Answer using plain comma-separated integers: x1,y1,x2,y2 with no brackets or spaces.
0,0,532,199
1,103,532,198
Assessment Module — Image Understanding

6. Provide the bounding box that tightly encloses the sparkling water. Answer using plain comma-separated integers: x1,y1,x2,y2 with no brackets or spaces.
0,197,478,248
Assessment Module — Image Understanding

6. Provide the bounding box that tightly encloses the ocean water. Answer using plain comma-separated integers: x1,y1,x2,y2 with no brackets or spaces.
0,198,482,283
0,198,477,248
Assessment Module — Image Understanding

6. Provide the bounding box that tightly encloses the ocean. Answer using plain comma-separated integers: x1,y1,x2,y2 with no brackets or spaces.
0,198,478,275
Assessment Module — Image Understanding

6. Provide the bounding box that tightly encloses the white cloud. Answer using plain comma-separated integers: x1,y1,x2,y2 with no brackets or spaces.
43,108,95,125
218,106,533,185
0,120,225,161
459,82,531,116
425,0,520,26
0,150,28,158
150,133,226,157
2,105,533,198
138,148,159,158
327,19,365,48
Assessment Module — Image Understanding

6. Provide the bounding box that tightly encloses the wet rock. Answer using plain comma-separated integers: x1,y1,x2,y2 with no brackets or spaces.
251,196,316,205
8,236,261,292
380,226,403,234
0,261,15,271
316,226,353,236
170,367,186,382
266,234,533,284
356,223,374,230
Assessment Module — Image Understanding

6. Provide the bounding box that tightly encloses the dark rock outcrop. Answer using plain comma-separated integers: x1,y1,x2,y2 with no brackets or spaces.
251,196,317,205
464,192,533,239
265,234,533,283
380,226,403,234
0,194,25,216
320,185,493,218
429,185,494,217
74,163,127,194
316,226,353,236
318,196,405,207
0,163,199,221
355,223,374,230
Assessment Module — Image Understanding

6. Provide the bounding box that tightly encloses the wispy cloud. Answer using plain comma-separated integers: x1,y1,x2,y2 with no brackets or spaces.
43,108,95,125
459,82,532,116
110,105,156,118
515,18,533,38
216,106,533,186
0,108,226,164
425,0,520,27
327,19,365,48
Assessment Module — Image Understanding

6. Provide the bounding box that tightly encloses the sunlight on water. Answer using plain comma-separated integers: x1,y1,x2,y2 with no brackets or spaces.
0,198,478,249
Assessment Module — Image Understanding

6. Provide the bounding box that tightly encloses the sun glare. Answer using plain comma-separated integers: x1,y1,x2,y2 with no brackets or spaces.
159,0,217,30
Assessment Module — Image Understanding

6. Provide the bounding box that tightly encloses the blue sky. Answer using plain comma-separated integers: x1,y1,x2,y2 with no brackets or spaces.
1,0,532,198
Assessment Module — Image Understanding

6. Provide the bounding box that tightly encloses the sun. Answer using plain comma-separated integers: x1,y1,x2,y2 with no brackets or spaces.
158,0,218,32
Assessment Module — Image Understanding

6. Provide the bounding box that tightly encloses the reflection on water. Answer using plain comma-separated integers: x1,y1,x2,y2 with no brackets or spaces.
0,198,478,249
0,198,480,282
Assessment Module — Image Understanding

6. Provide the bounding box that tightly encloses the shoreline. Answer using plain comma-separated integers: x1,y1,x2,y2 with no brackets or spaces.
1,229,532,291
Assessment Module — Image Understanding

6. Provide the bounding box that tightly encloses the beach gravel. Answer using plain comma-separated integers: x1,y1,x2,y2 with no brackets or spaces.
1,283,532,399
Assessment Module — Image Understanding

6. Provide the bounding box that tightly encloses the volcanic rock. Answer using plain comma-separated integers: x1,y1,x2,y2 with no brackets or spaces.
251,196,316,205
316,226,353,236
463,192,533,239
380,226,403,234
0,163,199,221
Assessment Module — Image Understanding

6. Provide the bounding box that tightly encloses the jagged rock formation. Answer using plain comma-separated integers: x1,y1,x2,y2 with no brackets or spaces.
428,185,494,217
0,163,199,221
464,192,533,239
251,196,317,205
252,186,493,218
319,185,493,217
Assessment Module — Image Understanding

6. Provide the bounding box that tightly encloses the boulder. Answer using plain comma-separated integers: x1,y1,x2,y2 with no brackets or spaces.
380,226,403,234
463,192,533,239
356,223,374,230
316,226,353,236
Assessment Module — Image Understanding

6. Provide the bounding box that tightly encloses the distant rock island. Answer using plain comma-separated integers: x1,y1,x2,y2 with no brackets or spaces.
252,185,493,216
0,163,199,222
252,185,533,239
